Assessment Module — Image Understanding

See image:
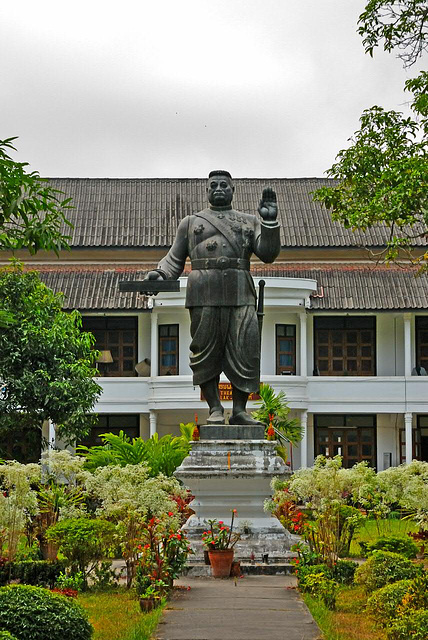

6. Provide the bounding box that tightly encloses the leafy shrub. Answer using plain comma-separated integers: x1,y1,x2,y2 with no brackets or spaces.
303,574,339,610
361,535,419,559
366,580,412,627
55,571,84,592
0,584,93,640
46,518,115,586
0,560,66,588
297,563,331,591
0,632,19,640
354,551,419,593
331,559,358,585
386,610,428,640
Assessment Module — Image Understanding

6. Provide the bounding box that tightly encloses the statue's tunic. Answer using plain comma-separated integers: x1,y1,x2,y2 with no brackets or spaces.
156,205,280,393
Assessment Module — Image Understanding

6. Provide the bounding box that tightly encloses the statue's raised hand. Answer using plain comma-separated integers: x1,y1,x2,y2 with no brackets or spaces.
145,270,164,281
258,187,277,222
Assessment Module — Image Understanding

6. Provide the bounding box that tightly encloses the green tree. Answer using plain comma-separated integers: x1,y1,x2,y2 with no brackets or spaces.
0,137,72,255
314,2,427,270
0,263,101,459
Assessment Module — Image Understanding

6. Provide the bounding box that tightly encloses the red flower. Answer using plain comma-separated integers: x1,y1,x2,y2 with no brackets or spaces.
218,521,224,525
168,511,174,516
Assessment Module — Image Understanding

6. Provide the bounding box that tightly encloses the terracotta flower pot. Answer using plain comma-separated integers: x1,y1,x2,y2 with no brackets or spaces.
139,597,155,613
208,549,234,578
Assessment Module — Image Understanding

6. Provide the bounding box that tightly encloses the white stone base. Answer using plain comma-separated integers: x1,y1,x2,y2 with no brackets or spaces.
174,435,292,563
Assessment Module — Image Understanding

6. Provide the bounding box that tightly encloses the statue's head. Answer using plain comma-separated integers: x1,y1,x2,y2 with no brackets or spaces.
207,170,234,207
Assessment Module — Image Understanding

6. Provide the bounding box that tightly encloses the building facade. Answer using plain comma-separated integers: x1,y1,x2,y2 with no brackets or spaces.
3,177,428,469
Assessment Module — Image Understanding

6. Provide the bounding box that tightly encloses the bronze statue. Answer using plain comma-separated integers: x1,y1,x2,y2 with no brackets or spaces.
146,171,280,425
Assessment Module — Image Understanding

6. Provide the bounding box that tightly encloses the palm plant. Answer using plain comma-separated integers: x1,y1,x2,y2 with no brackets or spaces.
252,383,303,446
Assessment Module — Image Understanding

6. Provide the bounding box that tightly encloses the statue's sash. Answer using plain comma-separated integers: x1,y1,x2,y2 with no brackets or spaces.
193,209,244,257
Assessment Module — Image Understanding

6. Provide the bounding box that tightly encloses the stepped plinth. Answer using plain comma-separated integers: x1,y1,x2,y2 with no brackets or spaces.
174,425,295,566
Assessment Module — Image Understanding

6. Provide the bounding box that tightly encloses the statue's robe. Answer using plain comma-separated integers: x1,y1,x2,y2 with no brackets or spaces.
156,205,280,393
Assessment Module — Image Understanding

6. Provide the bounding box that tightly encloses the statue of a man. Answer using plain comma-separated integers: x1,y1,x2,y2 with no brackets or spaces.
146,170,280,425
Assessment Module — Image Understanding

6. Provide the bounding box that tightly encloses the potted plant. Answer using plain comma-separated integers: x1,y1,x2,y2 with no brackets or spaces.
202,510,240,578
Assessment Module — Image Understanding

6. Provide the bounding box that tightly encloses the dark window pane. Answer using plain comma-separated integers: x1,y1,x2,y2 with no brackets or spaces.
347,346,357,357
107,331,119,344
315,317,344,329
333,359,343,371
362,444,372,456
279,339,293,352
347,431,358,442
361,331,372,343
361,360,372,371
279,354,292,366
123,360,134,371
286,326,296,336
318,360,328,371
318,346,328,357
122,331,135,343
333,346,343,357
361,429,373,441
332,432,343,442
110,347,119,359
316,415,344,428
332,331,343,343
346,416,375,427
317,330,329,343
348,445,358,456
159,326,169,337
347,360,357,371
162,354,176,366
276,325,285,337
361,346,372,357
169,325,178,337
421,346,428,357
421,331,428,342
346,331,357,344
123,346,134,358
163,339,176,352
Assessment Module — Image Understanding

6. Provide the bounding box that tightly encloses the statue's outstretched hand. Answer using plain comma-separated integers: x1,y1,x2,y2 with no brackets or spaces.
258,187,278,222
145,270,164,281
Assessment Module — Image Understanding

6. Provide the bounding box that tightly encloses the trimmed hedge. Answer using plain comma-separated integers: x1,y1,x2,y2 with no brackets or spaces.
366,580,412,627
0,585,93,640
386,610,428,640
0,560,66,588
360,535,419,559
354,551,419,593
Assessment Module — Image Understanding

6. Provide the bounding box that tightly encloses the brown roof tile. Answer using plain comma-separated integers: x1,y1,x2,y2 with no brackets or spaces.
35,263,428,312
47,178,427,249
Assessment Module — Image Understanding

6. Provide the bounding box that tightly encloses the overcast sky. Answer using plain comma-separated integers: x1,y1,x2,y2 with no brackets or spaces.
0,0,423,178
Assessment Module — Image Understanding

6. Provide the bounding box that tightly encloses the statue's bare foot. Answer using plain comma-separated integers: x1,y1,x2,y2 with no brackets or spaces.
229,411,264,426
207,409,225,425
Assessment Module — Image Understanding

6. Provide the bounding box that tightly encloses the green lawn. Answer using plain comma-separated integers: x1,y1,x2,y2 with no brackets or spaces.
78,589,164,640
349,517,418,557
304,586,386,640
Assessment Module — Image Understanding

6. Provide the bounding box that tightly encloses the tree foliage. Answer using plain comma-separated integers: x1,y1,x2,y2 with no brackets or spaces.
0,263,101,452
358,0,428,67
314,2,427,270
0,137,72,255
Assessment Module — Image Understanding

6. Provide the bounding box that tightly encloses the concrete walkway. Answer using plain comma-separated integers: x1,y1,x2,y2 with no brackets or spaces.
155,576,321,640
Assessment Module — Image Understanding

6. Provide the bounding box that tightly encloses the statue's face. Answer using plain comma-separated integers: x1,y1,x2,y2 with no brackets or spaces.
207,174,234,207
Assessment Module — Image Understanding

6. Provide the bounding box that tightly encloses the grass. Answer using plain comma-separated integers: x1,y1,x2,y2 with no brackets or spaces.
78,588,165,640
304,585,386,640
348,517,418,557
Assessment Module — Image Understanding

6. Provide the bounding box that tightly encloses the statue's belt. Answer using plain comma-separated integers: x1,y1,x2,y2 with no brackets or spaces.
191,257,250,271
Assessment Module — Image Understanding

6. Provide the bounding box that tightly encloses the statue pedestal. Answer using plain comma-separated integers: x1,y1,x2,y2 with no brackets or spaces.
174,426,294,565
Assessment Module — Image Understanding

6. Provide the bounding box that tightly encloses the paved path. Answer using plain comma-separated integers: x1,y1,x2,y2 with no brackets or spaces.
155,576,321,640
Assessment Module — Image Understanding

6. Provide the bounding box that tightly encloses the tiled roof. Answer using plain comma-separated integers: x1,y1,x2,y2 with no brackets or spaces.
48,178,427,249
35,264,428,311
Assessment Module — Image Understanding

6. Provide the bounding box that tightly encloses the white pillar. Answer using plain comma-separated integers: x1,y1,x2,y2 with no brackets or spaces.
404,313,412,376
299,312,307,376
300,410,308,468
150,311,158,376
149,410,157,438
48,421,56,449
404,412,413,464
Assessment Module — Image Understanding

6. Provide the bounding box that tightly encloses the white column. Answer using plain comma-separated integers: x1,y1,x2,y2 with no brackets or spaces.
150,311,158,376
404,412,413,464
299,311,307,376
149,410,157,438
48,421,56,449
404,313,412,376
300,410,308,468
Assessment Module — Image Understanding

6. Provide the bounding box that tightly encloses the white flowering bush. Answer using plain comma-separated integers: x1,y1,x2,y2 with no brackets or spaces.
0,461,40,560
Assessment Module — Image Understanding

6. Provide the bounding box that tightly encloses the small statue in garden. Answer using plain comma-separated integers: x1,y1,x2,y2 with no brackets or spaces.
145,171,281,425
